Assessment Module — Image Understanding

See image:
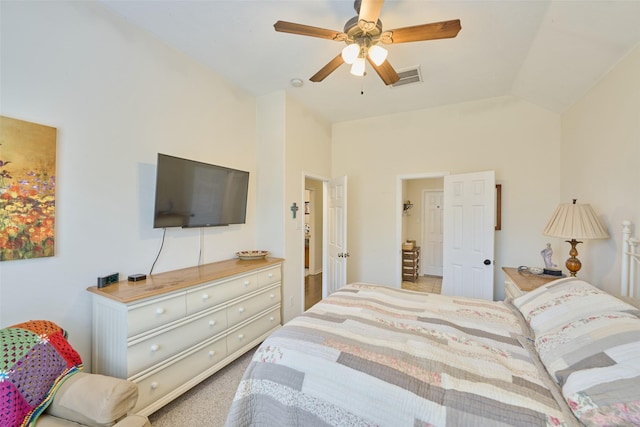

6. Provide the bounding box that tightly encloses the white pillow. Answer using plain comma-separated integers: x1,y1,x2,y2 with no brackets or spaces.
512,278,638,334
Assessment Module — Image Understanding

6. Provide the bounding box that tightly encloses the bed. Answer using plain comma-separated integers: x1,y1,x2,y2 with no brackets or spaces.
225,222,640,427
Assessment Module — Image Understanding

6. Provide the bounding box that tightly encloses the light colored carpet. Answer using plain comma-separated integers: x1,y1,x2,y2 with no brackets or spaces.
147,347,256,427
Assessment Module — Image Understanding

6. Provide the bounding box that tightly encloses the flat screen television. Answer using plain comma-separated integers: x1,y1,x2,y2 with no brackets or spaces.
153,153,249,228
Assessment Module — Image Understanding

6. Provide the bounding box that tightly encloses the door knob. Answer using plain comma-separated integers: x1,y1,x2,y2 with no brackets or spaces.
484,259,491,265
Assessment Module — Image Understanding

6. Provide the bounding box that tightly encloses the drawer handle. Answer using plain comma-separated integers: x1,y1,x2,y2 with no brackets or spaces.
237,334,244,341
202,294,209,301
268,273,273,278
269,293,275,299
238,307,245,314
150,344,159,352
155,307,165,315
150,382,158,390
243,281,249,287
269,316,275,322
209,320,216,327
208,350,215,357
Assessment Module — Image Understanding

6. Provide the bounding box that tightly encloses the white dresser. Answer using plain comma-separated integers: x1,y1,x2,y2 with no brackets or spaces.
87,257,283,416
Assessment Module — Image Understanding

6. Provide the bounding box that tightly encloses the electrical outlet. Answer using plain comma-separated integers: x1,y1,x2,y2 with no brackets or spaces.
289,296,294,306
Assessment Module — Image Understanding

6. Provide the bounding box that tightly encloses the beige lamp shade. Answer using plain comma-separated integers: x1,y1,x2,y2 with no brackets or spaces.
543,201,609,239
543,200,608,277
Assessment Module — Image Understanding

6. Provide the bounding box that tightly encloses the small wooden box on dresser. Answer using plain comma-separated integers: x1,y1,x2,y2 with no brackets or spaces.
502,266,558,299
87,257,283,416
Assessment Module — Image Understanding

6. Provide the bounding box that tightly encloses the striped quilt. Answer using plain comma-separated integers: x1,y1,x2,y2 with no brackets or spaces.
225,283,578,427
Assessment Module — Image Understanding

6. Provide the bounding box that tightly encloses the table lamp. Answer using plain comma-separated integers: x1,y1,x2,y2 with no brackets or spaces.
543,199,609,277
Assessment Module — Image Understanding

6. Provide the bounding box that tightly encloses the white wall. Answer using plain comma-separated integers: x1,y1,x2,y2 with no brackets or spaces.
560,44,640,295
332,96,563,298
256,92,286,259
0,1,258,367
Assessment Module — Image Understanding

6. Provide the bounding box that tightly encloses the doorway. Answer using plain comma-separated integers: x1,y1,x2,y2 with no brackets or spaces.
400,175,445,292
304,177,324,310
422,190,444,276
398,171,496,298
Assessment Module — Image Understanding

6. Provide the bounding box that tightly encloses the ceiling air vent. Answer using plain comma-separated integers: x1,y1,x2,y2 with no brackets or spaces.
391,66,422,88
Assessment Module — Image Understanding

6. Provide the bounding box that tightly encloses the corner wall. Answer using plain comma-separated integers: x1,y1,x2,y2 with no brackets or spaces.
283,95,332,322
561,44,640,295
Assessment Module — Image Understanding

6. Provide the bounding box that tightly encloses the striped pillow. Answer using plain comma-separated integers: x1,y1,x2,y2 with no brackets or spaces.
513,279,640,425
561,339,640,426
513,278,639,334
534,309,640,385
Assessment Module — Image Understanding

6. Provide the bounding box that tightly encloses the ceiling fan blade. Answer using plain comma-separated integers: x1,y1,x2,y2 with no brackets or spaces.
358,0,384,33
366,57,399,85
274,21,346,41
310,54,345,82
382,19,461,44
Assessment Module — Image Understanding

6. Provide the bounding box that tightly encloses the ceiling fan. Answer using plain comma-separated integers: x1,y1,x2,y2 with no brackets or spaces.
274,0,461,85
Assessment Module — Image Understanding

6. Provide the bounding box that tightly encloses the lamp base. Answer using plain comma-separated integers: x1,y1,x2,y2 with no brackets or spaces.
565,239,583,277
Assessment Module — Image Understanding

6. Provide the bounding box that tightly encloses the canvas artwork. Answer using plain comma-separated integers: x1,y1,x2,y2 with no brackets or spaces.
0,116,57,261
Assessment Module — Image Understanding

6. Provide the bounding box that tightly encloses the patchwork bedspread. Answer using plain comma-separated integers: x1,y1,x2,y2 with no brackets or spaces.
226,283,578,427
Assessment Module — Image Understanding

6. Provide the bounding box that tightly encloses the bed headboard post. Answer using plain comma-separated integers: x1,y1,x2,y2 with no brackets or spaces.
621,220,639,297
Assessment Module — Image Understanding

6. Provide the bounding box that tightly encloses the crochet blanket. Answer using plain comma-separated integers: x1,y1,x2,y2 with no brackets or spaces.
1,320,83,427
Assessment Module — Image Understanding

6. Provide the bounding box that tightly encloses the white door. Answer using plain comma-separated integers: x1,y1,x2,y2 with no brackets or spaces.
422,191,444,276
441,171,495,300
327,176,347,296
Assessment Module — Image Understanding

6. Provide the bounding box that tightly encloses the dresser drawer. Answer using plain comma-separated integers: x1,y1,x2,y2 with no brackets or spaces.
504,279,521,299
128,293,186,337
257,266,281,288
132,336,227,413
227,308,280,355
127,306,227,376
186,274,257,315
227,286,281,328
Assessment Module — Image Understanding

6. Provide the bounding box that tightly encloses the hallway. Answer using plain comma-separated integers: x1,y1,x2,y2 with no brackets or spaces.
401,275,442,293
304,273,323,310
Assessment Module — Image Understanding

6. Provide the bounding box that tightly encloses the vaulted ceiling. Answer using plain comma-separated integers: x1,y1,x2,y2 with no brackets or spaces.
100,0,640,123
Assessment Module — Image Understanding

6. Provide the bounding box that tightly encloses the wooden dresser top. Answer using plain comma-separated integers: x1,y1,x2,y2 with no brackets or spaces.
502,266,559,292
87,257,284,304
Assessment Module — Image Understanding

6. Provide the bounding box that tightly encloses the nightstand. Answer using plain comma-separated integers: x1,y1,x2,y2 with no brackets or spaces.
502,267,559,299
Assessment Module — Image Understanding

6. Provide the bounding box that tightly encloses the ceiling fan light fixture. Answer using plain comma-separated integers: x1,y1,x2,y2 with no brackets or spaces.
273,1,461,85
341,43,360,64
350,57,366,76
368,44,387,66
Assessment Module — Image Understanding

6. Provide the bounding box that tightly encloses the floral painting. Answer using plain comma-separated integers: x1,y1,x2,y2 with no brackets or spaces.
0,116,57,261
